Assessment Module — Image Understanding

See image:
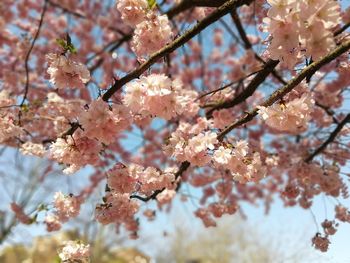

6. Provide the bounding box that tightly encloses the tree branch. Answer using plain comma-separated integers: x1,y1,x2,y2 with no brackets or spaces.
130,161,190,201
20,0,48,107
130,39,350,202
102,0,254,101
305,114,350,163
166,0,228,19
206,59,279,116
218,39,350,140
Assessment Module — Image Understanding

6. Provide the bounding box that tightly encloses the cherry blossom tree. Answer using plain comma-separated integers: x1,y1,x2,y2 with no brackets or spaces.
1,0,350,258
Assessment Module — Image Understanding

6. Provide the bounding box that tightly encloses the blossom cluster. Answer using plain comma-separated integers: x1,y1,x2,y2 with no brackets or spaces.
46,53,90,89
106,162,175,195
116,0,148,26
58,240,90,263
124,74,199,120
164,119,266,182
116,0,173,57
79,98,131,144
164,119,217,166
95,163,176,236
257,92,315,134
213,143,266,183
264,0,341,68
49,135,102,174
45,192,81,232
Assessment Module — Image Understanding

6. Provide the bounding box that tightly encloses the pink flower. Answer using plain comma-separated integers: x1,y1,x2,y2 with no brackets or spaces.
95,193,139,225
264,0,341,67
58,241,90,262
257,93,315,134
156,189,176,205
321,220,337,236
79,98,131,144
116,0,148,27
124,74,198,120
312,234,330,252
20,142,45,157
44,214,62,232
0,113,23,143
107,163,138,194
212,109,234,129
213,146,232,165
49,135,101,174
46,53,90,89
131,13,173,57
335,205,350,222
53,192,81,222
10,202,32,225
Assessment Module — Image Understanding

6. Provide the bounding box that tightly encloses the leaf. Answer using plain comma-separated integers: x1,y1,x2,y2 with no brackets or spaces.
55,34,78,54
147,0,157,9
56,38,68,50
67,43,77,54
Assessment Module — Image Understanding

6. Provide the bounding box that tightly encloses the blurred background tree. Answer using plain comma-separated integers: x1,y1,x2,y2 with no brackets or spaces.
155,215,328,263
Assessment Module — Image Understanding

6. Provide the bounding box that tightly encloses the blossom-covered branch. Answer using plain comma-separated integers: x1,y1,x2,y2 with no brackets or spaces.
102,0,254,101
218,39,350,140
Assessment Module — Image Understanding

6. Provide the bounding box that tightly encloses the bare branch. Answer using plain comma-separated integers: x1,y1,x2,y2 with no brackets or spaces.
20,0,48,107
305,114,350,163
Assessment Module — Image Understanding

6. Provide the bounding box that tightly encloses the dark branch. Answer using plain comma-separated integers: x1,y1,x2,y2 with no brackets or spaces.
130,39,350,202
217,39,350,141
20,0,48,107
305,114,350,163
102,0,254,101
130,161,190,201
207,59,279,116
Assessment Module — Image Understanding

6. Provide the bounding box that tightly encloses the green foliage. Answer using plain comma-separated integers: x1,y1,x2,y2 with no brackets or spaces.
147,0,157,9
56,33,77,54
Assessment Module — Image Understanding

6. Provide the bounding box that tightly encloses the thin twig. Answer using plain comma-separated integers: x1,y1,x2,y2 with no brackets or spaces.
305,114,350,163
20,0,48,107
217,39,350,140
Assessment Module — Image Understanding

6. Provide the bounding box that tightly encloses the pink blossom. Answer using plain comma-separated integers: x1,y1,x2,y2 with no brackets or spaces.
212,109,234,129
79,98,131,144
95,192,139,225
335,205,350,222
312,234,330,252
58,240,90,262
264,0,341,67
49,135,101,174
10,202,32,225
107,163,138,194
131,13,173,57
124,74,199,120
44,214,62,232
156,189,176,205
257,93,315,134
0,114,23,143
53,192,81,222
20,142,45,157
46,53,90,89
213,146,232,165
116,0,148,27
